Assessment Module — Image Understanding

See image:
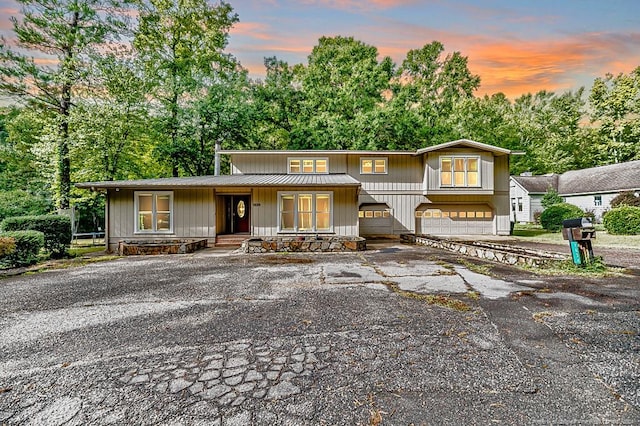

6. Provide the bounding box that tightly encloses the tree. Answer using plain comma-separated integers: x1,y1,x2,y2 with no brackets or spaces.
0,0,128,209
390,41,480,147
293,36,393,150
588,67,640,164
132,0,238,176
541,188,563,209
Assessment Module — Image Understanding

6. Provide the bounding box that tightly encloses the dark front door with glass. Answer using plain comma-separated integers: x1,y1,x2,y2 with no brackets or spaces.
226,195,250,234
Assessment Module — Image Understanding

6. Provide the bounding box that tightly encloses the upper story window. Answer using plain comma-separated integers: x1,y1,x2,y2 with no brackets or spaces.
288,158,328,174
360,158,387,174
135,191,173,233
440,156,480,187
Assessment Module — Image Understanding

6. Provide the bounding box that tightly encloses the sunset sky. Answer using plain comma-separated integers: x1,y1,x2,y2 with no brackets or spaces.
1,0,639,99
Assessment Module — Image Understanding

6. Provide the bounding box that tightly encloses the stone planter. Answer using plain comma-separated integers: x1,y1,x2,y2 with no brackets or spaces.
118,239,208,255
242,235,366,253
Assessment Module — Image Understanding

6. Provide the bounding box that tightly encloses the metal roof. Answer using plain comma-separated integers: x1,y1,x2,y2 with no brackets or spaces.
75,174,362,190
414,139,513,156
219,149,414,155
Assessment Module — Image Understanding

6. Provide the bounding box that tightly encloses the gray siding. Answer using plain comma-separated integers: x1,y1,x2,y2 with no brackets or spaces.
231,154,348,174
107,188,216,252
424,149,495,194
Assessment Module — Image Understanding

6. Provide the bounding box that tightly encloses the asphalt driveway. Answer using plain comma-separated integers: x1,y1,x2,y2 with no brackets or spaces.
0,243,638,425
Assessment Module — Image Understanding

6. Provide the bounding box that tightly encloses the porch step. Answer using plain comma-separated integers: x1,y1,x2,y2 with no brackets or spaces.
215,234,249,247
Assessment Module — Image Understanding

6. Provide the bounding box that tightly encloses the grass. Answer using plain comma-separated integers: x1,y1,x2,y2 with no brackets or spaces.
512,224,640,249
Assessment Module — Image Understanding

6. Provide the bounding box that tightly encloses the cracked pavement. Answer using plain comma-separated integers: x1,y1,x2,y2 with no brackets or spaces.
0,242,638,425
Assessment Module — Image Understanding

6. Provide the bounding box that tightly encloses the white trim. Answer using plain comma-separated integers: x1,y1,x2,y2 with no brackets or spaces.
134,191,174,234
277,191,334,233
359,157,388,175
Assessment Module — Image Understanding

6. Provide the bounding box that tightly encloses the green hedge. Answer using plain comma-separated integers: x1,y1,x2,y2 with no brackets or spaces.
603,206,640,235
540,203,584,232
0,215,71,258
0,230,44,268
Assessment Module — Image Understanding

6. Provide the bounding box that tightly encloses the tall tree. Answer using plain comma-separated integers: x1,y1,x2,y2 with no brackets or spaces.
588,67,640,164
391,41,480,147
132,0,238,176
293,36,393,150
0,0,127,209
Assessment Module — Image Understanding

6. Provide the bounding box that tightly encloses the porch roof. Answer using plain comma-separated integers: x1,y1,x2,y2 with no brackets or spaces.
76,173,362,190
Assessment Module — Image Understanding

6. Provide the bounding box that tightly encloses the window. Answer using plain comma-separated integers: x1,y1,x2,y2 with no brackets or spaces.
279,192,332,232
517,198,523,212
594,195,602,206
440,156,480,187
135,191,173,233
288,158,328,174
360,158,387,174
359,206,392,219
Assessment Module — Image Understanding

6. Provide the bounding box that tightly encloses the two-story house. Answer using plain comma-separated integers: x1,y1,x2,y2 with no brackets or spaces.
77,139,516,252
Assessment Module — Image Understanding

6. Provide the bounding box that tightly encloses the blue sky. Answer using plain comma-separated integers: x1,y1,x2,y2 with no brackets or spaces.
1,0,639,98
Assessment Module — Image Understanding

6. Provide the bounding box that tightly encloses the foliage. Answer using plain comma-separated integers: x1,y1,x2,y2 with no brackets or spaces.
0,236,16,257
0,215,71,257
603,206,640,235
0,0,129,209
541,188,564,209
539,203,584,232
0,230,44,268
610,191,640,208
0,189,53,223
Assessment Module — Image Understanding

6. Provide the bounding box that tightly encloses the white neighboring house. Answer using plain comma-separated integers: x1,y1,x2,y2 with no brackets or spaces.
510,160,640,223
510,173,558,223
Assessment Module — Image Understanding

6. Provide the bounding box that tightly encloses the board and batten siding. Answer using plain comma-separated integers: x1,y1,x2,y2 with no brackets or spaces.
347,154,422,193
423,149,495,194
359,192,424,235
231,154,348,174
250,186,358,237
107,188,216,252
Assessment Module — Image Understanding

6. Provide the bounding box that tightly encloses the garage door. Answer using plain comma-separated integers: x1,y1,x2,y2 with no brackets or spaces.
359,204,393,235
416,204,494,235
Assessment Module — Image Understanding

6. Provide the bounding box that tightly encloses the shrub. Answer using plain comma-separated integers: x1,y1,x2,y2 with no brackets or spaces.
540,203,584,232
0,230,44,268
0,214,71,258
603,206,640,235
541,188,563,209
0,236,16,257
610,191,640,208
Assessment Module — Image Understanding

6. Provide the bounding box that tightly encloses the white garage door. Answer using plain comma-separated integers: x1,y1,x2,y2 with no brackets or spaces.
416,204,494,235
359,204,393,236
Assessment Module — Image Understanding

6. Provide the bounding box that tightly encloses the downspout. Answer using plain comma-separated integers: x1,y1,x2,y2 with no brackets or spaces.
214,141,221,176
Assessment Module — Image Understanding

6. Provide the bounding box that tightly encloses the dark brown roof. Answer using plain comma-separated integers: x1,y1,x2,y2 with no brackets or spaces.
558,160,640,196
512,174,559,194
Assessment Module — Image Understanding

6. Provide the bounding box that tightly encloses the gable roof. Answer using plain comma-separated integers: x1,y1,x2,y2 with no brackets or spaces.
415,139,513,156
512,174,559,194
558,160,640,196
76,174,361,190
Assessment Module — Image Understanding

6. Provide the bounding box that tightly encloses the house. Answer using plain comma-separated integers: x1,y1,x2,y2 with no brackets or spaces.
510,160,640,223
510,173,559,223
77,139,517,252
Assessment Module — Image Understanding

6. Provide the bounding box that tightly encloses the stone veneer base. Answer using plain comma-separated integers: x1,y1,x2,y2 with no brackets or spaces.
404,234,568,267
118,239,208,255
242,236,366,253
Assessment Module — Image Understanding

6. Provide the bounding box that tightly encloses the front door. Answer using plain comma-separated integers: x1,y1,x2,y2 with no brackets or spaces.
229,195,250,234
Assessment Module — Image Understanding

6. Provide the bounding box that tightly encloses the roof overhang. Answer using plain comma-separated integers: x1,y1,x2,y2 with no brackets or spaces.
414,139,513,156
75,174,362,191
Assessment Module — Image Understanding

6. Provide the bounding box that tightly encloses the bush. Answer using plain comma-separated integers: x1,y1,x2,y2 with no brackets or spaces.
540,203,584,232
603,206,640,235
0,230,44,268
0,214,71,258
0,189,53,223
610,191,640,208
0,236,16,257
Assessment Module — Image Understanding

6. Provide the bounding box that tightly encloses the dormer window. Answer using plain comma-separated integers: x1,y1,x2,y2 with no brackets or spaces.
288,158,328,174
440,156,480,187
